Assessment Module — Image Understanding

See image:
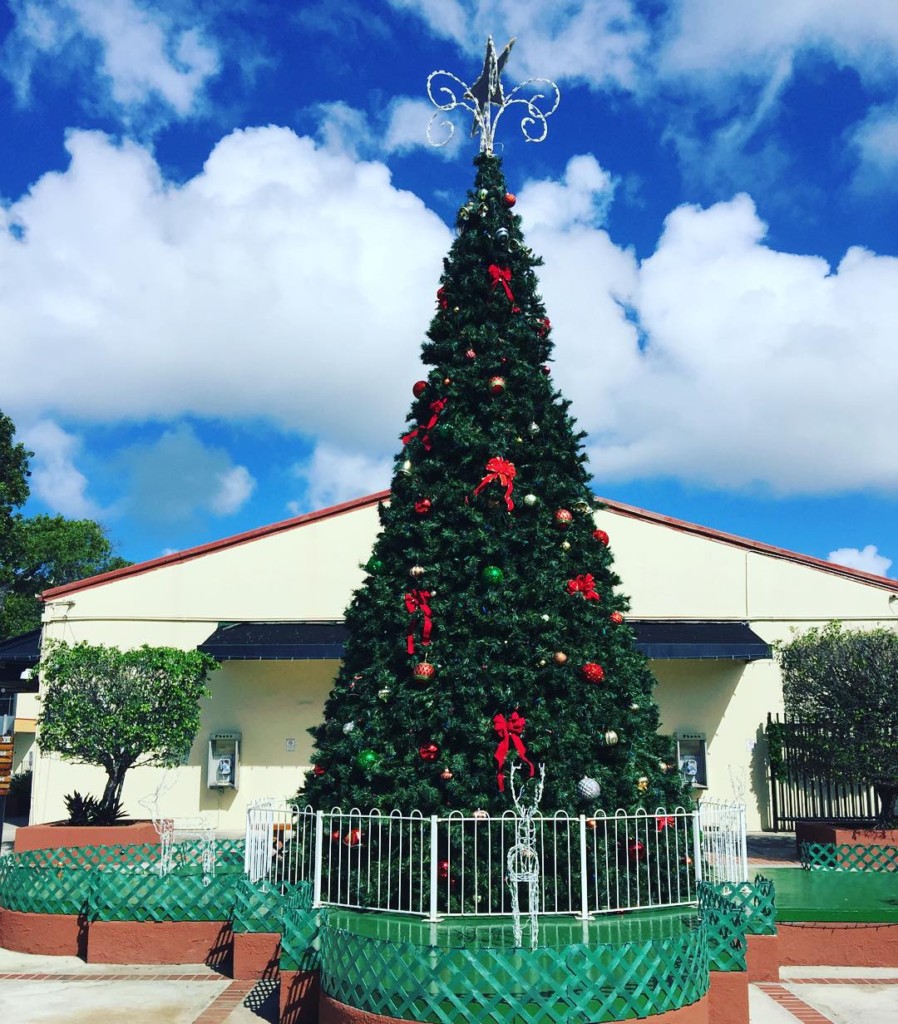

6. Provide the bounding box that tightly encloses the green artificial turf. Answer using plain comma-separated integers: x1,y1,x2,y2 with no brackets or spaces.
326,906,699,949
763,866,898,923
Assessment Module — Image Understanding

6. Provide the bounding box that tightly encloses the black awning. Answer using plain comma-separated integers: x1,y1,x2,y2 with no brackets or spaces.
198,619,770,663
0,628,41,689
629,620,770,661
198,621,348,661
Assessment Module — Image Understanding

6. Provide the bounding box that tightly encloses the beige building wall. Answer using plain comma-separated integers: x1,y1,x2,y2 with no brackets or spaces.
29,495,898,831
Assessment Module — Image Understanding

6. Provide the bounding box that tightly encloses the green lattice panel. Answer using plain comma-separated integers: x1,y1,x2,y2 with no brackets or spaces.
0,858,92,915
703,877,776,935
698,883,746,972
90,868,240,923
280,905,326,972
801,843,898,873
320,924,708,1024
233,878,283,933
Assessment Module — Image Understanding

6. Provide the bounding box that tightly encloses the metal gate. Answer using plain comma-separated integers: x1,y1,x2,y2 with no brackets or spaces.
765,713,877,831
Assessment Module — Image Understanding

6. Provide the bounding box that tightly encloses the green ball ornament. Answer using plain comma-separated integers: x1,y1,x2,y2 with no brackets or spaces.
482,565,504,585
366,557,383,574
356,749,381,771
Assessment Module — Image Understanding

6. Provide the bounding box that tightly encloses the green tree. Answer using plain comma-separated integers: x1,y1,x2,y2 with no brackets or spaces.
302,154,689,819
38,641,218,819
0,410,31,615
0,515,131,638
776,621,898,827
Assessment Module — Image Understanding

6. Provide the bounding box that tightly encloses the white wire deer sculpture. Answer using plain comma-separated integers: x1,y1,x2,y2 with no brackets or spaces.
506,762,546,950
138,769,216,885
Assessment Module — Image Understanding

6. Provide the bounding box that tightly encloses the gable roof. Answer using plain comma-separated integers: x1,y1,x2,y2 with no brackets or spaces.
42,490,898,601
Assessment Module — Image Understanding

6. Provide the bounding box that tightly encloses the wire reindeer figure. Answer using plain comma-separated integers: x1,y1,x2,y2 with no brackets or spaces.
506,762,546,949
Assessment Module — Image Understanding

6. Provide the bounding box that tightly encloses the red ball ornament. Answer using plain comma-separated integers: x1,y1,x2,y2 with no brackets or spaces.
412,662,435,683
418,742,440,762
312,765,325,777
554,508,573,528
412,380,428,398
488,376,506,395
541,365,551,375
610,611,624,625
343,828,362,847
465,349,477,360
581,662,605,684
593,529,610,545
625,839,646,863
504,192,516,207
438,859,451,879
415,498,432,515
331,829,342,842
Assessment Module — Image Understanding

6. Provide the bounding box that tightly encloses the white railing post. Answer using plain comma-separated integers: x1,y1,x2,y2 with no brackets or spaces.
312,810,324,907
692,808,703,885
426,815,440,922
739,804,749,881
577,815,590,920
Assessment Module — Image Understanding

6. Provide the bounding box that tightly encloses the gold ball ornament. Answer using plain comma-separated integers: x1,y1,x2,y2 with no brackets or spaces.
553,651,568,665
637,776,649,792
409,565,425,578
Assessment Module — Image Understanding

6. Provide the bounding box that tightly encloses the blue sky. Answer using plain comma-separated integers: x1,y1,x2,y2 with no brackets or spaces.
1,1,897,579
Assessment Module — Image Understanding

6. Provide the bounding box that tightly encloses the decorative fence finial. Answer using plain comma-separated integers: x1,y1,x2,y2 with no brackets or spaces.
427,36,560,154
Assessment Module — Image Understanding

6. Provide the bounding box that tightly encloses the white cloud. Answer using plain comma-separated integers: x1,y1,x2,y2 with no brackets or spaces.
520,170,898,495
384,96,464,158
210,466,255,516
291,443,392,513
828,545,893,577
387,1,649,90
661,1,898,82
0,125,450,458
20,420,102,518
118,424,255,524
850,104,898,188
517,154,615,232
2,0,219,122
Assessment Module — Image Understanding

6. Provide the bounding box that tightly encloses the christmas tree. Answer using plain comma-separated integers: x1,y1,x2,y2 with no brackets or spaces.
302,45,690,824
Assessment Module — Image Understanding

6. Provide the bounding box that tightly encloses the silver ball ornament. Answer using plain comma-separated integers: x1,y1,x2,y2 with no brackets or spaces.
577,776,602,801
601,729,619,746
342,721,356,735
528,422,540,436
378,688,391,702
523,493,538,508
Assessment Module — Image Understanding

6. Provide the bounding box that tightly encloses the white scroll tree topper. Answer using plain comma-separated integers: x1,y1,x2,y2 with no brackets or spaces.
427,37,560,155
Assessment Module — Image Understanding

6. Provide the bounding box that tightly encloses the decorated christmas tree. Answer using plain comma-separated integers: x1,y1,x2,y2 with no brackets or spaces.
302,41,690,824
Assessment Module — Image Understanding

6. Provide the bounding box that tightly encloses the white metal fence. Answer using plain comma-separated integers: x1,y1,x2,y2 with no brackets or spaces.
245,798,747,921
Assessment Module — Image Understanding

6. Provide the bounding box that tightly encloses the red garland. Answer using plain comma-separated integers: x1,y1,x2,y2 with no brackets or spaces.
437,286,448,309
488,264,515,303
404,588,433,655
566,573,600,601
472,456,516,510
493,711,535,792
402,398,447,452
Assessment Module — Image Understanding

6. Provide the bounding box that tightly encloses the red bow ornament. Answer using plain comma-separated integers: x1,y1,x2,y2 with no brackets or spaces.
472,457,516,511
493,711,535,792
437,286,448,309
566,574,600,601
656,815,677,833
488,264,515,304
402,398,447,452
404,589,433,655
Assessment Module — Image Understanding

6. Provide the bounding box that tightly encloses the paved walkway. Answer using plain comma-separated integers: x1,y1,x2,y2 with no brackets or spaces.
0,948,276,1023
